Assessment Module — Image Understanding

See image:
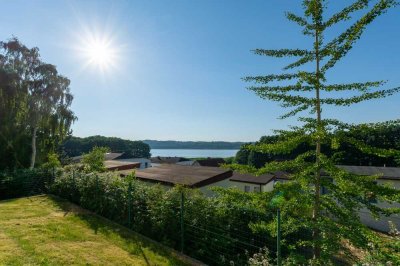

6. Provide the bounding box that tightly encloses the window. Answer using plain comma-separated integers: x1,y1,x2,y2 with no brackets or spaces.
145,162,148,168
254,186,261,193
244,186,250,193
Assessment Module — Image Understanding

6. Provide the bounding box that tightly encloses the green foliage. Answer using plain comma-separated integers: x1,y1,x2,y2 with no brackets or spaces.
81,146,110,173
62,135,151,158
237,0,400,263
41,152,61,170
236,120,400,168
359,234,400,265
247,247,273,266
143,140,245,150
0,37,76,170
51,170,277,265
0,169,53,200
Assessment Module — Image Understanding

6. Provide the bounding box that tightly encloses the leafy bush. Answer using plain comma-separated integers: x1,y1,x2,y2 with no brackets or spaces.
50,169,275,265
81,146,109,172
0,169,53,200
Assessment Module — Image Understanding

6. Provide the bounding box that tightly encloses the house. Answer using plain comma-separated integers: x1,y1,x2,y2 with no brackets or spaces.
115,158,152,169
119,164,232,196
72,152,124,163
150,156,188,164
229,171,290,193
175,158,225,167
104,160,141,171
176,160,196,166
194,158,225,167
336,165,400,233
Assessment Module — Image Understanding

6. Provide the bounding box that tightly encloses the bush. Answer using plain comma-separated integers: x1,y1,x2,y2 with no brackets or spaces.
50,169,275,265
0,168,53,200
81,146,110,173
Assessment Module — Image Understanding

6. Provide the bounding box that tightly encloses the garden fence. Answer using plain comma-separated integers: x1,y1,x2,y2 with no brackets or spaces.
4,170,398,265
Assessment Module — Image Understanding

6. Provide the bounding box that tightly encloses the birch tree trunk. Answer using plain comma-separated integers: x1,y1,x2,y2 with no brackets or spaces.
30,126,37,169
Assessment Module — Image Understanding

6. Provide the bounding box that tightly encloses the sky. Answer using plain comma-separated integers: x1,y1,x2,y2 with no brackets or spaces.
1,0,399,142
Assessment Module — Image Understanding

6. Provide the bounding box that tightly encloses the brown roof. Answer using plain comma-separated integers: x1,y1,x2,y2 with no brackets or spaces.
195,158,225,167
337,165,400,180
119,164,232,188
230,172,275,185
274,171,290,180
150,156,187,164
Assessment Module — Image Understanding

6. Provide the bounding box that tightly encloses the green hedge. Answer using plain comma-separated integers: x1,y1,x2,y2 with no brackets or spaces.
50,168,276,265
0,169,53,200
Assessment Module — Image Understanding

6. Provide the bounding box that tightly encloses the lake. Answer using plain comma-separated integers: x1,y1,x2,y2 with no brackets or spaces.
150,149,238,158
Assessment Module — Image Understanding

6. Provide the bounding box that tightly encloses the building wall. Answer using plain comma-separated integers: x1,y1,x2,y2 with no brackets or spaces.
358,179,400,232
116,158,152,169
227,181,272,193
199,178,233,196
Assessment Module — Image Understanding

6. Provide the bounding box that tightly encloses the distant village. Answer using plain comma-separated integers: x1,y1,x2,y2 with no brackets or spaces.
72,152,400,233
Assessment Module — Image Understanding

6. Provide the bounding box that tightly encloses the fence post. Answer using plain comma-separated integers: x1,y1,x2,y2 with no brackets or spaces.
277,208,282,266
128,180,132,228
180,191,185,253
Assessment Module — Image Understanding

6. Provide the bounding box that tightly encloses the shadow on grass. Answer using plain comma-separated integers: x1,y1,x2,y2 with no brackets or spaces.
48,195,191,266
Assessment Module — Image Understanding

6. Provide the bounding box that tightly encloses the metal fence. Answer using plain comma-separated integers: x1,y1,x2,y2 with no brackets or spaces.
4,170,398,265
124,181,277,265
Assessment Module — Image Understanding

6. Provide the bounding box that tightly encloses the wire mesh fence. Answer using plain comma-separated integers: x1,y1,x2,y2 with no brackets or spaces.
1,169,399,265
0,168,54,200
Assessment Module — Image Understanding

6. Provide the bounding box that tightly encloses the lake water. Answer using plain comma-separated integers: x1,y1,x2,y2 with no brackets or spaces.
150,149,238,158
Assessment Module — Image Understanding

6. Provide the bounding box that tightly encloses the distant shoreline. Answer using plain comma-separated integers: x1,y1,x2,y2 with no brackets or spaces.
144,140,247,150
150,148,238,158
150,148,239,150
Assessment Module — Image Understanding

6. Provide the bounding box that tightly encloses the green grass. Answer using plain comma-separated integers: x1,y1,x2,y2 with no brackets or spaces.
0,195,191,266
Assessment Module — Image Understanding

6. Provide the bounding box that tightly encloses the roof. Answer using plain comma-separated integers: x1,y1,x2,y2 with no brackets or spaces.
195,158,225,167
230,172,275,185
119,164,232,188
337,165,400,180
150,156,188,164
274,171,290,180
72,152,124,163
176,161,196,166
104,160,140,171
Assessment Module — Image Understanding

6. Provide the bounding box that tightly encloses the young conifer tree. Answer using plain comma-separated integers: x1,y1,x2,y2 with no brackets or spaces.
238,0,400,263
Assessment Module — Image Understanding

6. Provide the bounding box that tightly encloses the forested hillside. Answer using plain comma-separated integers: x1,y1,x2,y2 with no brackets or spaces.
143,140,245,149
236,121,400,167
62,136,151,158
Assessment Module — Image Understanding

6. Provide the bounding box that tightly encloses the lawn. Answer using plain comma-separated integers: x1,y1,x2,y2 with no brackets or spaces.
0,195,193,266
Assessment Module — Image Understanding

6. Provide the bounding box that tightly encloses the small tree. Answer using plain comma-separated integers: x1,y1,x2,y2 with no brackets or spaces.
235,0,400,263
41,152,61,169
81,147,110,173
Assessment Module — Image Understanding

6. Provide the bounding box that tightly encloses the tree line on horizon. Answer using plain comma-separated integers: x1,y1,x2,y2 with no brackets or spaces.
62,135,151,159
236,120,400,168
142,139,245,150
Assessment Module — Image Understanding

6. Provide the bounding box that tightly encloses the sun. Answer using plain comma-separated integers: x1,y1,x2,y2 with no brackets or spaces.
86,39,115,68
77,32,120,73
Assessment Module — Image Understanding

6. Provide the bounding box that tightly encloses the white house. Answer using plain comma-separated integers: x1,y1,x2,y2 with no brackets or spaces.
229,171,290,193
115,158,152,169
337,165,400,233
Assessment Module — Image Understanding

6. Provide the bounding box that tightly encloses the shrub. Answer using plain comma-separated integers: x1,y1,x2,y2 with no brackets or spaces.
0,168,53,200
81,146,109,173
50,169,275,265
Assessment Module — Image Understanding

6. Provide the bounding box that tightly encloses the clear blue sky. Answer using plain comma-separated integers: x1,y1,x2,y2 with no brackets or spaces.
1,0,399,142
